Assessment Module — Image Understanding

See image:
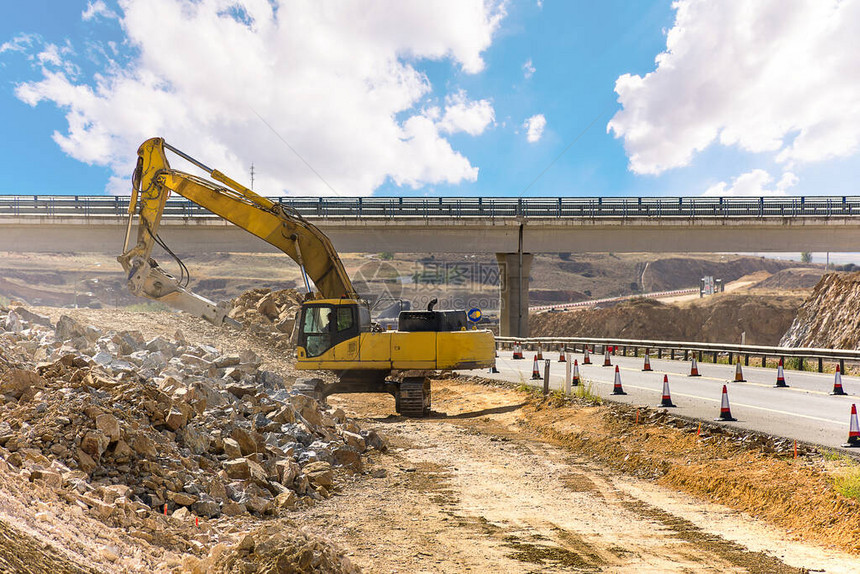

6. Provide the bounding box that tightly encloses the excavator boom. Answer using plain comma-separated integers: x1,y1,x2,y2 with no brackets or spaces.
117,137,356,324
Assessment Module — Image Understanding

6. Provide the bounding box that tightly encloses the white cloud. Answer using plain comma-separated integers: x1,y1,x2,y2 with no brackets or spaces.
0,34,35,54
82,1,118,21
436,90,495,136
12,0,506,196
703,169,798,197
522,58,535,79
523,114,546,143
608,0,860,175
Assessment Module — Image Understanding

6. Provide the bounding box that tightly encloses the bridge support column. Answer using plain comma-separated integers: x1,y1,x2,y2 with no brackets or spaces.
496,252,533,338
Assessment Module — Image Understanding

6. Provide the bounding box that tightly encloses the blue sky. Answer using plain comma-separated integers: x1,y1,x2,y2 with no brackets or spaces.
1,0,859,198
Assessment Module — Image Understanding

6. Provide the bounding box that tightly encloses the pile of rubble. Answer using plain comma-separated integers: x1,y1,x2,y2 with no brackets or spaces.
0,303,385,552
227,288,304,349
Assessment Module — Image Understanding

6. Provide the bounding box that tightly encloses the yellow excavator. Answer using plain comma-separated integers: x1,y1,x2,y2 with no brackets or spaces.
117,137,495,416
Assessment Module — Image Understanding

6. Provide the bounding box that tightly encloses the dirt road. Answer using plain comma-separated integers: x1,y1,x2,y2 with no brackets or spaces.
298,383,856,573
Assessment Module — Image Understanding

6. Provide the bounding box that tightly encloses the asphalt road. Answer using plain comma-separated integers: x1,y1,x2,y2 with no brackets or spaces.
462,349,860,450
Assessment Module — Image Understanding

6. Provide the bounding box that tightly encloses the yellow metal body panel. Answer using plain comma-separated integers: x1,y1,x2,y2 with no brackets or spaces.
357,332,392,368
391,332,437,370
436,330,496,370
296,328,495,372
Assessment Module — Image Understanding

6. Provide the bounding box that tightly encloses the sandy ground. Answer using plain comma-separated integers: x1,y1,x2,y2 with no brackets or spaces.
302,383,860,573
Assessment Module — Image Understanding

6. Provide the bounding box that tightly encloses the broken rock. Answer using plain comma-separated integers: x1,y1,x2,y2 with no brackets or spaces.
165,407,187,431
1,369,45,400
223,458,251,480
95,413,121,443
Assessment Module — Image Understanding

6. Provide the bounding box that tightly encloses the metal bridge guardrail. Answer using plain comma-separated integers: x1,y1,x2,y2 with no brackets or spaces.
495,335,860,373
2,195,860,220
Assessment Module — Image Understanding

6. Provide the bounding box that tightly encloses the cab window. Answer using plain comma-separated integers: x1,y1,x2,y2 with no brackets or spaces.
303,306,331,333
336,307,354,332
302,306,332,357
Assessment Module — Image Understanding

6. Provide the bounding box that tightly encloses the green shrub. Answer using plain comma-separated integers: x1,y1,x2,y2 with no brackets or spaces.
834,468,860,501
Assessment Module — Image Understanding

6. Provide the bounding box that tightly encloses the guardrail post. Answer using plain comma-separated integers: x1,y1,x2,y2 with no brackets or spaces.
728,352,733,365
657,348,662,359
840,359,845,373
670,349,675,360
698,350,703,362
713,351,718,363
744,354,749,366
818,357,823,373
543,360,550,396
564,358,572,395
798,357,804,371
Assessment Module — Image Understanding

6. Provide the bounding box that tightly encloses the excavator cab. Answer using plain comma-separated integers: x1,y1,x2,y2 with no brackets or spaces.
297,300,371,358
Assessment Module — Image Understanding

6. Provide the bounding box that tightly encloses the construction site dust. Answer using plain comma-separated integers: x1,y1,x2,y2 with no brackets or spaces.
3,252,860,572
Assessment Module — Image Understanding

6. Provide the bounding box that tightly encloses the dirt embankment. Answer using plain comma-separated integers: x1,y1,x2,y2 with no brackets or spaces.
749,267,824,291
639,256,807,292
781,271,860,349
531,294,804,345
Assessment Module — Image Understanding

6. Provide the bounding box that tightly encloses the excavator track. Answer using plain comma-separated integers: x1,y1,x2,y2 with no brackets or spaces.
399,377,431,418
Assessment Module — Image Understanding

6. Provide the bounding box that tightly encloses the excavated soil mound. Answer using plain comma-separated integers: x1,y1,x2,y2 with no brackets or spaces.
640,257,804,292
751,268,824,291
781,272,860,348
532,294,803,345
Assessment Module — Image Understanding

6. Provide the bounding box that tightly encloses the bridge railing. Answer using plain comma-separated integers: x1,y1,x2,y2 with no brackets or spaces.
1,195,859,220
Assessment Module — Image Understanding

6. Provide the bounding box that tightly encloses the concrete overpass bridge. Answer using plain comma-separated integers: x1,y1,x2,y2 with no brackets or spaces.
2,194,859,336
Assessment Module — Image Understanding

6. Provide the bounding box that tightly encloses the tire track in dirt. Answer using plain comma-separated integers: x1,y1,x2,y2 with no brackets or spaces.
305,384,811,573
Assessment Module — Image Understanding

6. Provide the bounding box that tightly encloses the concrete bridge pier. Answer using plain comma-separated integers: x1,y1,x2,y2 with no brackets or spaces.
496,252,533,337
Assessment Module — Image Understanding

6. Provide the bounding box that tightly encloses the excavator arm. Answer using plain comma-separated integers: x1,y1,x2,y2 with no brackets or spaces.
117,137,357,325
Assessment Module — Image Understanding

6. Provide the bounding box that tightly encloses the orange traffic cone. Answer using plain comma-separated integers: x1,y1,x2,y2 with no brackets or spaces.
843,404,860,447
513,344,523,360
571,360,581,387
642,354,652,372
659,374,676,408
531,356,541,380
733,361,746,383
775,357,788,388
536,346,544,361
603,348,612,367
689,356,701,377
832,365,847,396
558,346,566,362
612,366,626,395
583,347,592,365
715,385,737,421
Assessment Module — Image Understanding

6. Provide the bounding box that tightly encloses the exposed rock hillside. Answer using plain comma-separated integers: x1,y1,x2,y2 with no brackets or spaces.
780,272,860,349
